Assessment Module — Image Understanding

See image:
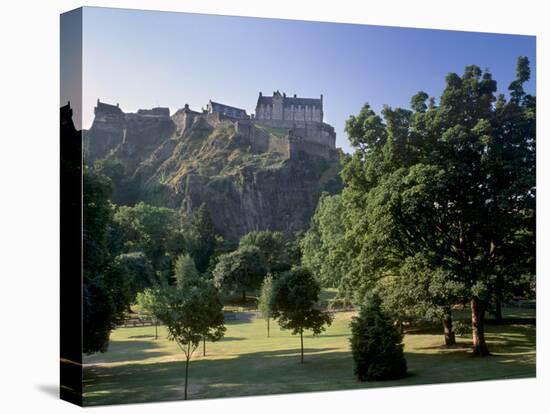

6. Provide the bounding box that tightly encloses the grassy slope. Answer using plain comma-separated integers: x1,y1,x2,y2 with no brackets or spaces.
83,308,535,406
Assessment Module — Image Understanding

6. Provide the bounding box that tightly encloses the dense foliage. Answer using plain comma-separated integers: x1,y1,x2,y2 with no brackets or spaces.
83,168,133,353
239,231,292,273
350,295,407,381
341,57,535,355
301,193,348,289
213,245,267,301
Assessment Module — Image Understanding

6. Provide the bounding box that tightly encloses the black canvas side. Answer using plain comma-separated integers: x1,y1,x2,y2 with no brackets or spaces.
60,8,83,407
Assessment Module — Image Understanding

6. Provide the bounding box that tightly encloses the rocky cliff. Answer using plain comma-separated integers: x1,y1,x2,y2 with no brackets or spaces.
83,103,343,244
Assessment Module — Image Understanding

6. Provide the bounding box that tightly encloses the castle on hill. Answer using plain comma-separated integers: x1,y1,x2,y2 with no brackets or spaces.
90,91,338,161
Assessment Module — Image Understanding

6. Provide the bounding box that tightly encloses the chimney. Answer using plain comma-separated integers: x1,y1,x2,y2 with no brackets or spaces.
293,94,297,98
283,92,286,98
320,94,323,102
259,92,262,97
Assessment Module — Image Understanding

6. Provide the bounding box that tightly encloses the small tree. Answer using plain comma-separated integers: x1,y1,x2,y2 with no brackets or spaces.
270,267,333,363
174,253,199,288
136,288,161,339
350,295,407,381
258,275,274,337
155,278,225,400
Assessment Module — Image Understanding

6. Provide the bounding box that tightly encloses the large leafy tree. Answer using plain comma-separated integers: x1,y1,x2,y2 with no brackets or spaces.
270,267,333,363
375,255,465,346
239,230,291,274
301,193,349,289
114,252,155,304
213,245,267,301
342,57,535,356
182,204,221,274
154,277,225,400
83,168,133,353
112,202,182,276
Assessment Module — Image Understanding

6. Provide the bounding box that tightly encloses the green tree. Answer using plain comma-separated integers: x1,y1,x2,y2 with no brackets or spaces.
342,57,535,356
154,278,225,400
182,204,220,274
112,202,181,275
83,167,133,353
270,267,333,363
239,231,291,273
258,275,274,337
174,253,199,288
350,295,407,381
301,193,348,289
114,252,155,304
213,245,267,301
136,287,162,339
375,255,466,346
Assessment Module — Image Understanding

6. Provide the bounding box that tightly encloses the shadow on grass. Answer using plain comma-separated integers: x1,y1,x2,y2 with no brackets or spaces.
84,340,171,364
218,336,246,342
128,334,158,339
83,325,536,407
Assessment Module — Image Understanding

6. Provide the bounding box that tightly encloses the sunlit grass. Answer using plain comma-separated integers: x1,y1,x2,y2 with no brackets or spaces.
83,309,535,406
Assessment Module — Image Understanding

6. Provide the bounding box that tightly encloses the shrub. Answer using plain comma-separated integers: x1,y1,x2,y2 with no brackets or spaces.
452,320,469,337
350,295,407,381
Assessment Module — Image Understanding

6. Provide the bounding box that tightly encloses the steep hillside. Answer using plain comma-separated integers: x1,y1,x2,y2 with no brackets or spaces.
84,106,343,244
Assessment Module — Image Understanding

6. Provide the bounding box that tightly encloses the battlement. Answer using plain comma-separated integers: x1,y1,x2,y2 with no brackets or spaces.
89,92,337,162
94,99,123,117
137,107,170,117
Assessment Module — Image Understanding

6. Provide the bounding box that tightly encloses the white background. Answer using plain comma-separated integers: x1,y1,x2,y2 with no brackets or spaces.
0,0,547,412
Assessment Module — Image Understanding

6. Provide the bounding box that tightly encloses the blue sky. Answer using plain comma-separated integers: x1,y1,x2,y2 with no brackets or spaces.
73,7,536,153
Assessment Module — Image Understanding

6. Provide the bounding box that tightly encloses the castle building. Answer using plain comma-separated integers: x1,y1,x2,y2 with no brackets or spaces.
255,91,323,123
94,99,123,117
207,100,248,119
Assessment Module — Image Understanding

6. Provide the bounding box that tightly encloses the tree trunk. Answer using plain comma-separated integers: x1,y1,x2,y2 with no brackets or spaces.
442,310,456,347
494,273,503,323
242,290,246,302
203,335,206,357
154,321,158,340
471,298,490,356
494,297,503,323
300,329,304,364
267,318,270,338
184,346,190,400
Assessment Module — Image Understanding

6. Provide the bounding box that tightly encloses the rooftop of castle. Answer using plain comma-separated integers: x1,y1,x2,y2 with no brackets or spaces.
257,91,323,108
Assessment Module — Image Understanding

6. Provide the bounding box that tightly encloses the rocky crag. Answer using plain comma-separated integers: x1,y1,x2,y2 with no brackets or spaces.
83,99,343,244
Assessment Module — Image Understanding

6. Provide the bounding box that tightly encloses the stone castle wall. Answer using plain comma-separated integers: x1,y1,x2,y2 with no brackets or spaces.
288,138,338,161
234,120,291,158
88,96,338,163
253,119,336,149
256,102,323,123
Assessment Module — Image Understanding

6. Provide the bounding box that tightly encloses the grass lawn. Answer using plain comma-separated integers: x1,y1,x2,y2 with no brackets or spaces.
83,310,535,406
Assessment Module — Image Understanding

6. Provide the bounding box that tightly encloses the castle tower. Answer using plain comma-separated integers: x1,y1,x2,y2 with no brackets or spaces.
255,91,323,123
